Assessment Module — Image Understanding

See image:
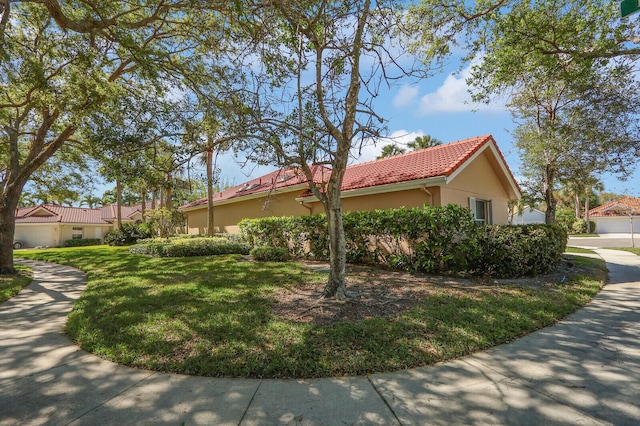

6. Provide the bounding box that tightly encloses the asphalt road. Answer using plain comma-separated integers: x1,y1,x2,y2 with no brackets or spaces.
568,235,638,249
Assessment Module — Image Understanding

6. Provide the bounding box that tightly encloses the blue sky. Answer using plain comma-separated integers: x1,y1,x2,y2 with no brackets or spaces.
211,59,640,199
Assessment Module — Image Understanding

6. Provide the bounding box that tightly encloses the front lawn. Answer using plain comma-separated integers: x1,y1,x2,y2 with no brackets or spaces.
0,266,33,303
17,246,606,378
608,247,640,255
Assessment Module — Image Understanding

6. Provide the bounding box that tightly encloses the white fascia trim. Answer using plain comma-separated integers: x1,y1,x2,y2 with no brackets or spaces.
295,177,446,202
446,141,522,199
180,183,309,212
16,222,115,226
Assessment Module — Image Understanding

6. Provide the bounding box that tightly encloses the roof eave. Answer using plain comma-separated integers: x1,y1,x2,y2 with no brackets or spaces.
179,183,309,212
295,176,447,202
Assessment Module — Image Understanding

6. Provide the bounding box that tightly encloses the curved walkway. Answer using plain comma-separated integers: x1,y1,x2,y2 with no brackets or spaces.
1,251,639,425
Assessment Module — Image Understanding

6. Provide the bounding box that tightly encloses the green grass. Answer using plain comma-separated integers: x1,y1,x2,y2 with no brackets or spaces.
568,233,599,237
17,246,606,379
607,247,640,255
565,246,598,254
0,266,33,303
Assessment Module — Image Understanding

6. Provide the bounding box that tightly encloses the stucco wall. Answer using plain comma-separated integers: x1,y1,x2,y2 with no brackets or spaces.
59,225,111,244
14,225,60,248
440,151,512,225
184,191,311,234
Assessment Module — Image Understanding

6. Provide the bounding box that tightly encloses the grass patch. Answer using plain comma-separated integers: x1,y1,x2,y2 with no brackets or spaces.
568,233,599,238
566,247,598,254
607,247,640,256
0,266,33,303
17,246,606,378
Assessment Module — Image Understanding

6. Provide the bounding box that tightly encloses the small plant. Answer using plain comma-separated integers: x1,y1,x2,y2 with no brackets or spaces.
250,246,291,262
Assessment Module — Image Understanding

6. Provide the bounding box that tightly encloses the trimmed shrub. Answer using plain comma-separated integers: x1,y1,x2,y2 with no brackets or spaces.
240,205,481,274
63,238,102,247
250,246,291,262
104,224,153,246
473,224,567,278
571,219,596,234
555,208,576,232
129,237,250,257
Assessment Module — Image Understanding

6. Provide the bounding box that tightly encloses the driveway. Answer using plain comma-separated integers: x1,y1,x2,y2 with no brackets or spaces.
1,252,639,425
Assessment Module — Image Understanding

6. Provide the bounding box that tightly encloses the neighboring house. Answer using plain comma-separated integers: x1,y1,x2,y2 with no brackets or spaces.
179,134,522,234
512,206,546,225
14,204,145,248
588,196,640,234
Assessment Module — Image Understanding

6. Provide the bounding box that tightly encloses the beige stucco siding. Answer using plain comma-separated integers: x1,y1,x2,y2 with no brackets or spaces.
185,191,311,235
440,151,511,224
59,225,111,243
14,225,60,247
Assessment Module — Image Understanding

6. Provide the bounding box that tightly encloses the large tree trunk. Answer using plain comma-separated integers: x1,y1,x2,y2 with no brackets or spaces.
574,192,581,220
0,194,20,274
140,188,147,221
151,190,157,210
206,148,214,237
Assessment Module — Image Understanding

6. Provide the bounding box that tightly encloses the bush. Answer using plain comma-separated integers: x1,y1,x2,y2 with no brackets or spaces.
571,219,596,234
63,238,102,247
129,237,250,257
104,223,153,246
473,224,567,278
555,208,576,232
241,205,480,274
250,246,292,262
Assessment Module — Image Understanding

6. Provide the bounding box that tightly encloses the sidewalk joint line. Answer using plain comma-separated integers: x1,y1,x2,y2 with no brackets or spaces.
367,375,403,426
238,379,263,425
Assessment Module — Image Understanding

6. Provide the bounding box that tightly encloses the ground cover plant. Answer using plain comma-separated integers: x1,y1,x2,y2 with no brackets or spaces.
16,246,606,378
0,265,32,303
609,248,640,255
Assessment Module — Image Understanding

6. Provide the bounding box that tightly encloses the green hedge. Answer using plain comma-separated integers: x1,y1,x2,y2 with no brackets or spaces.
63,238,102,247
250,246,292,262
129,237,250,257
473,224,567,277
241,205,480,274
104,223,153,246
240,206,568,278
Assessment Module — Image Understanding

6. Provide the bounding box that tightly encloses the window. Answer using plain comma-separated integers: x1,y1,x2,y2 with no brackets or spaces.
72,227,83,239
469,198,493,225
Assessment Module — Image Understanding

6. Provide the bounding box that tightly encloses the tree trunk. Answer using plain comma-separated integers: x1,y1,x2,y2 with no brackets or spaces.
140,188,147,221
574,192,580,220
206,149,215,237
0,195,19,274
151,190,157,210
544,165,557,224
323,198,347,300
116,178,122,229
584,190,591,233
165,173,173,211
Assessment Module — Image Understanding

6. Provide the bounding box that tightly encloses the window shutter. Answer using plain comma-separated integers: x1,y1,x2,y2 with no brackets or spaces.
469,197,477,219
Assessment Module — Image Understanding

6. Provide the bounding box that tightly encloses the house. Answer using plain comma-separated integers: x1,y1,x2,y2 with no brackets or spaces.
512,206,546,225
179,134,522,234
588,196,640,234
14,204,145,248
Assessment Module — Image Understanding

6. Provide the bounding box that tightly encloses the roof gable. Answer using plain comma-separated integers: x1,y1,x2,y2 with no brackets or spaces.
589,196,640,217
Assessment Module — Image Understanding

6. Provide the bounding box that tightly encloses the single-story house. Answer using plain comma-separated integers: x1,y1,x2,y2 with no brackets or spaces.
179,134,522,234
512,206,546,225
588,196,640,234
14,204,145,248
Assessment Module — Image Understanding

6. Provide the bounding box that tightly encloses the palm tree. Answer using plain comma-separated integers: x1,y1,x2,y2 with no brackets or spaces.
376,144,406,159
407,135,442,150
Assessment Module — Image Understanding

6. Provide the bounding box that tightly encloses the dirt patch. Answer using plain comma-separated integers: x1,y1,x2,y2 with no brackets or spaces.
272,258,597,326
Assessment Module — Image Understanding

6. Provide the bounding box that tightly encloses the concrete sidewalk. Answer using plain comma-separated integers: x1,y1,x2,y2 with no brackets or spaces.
1,251,639,425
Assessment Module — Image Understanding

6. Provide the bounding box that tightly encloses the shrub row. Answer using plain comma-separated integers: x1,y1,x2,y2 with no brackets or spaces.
63,238,102,247
240,206,567,278
250,246,291,262
104,223,153,246
129,237,250,257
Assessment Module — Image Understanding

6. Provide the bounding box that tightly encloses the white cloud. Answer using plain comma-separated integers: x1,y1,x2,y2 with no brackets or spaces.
418,61,505,114
392,85,419,109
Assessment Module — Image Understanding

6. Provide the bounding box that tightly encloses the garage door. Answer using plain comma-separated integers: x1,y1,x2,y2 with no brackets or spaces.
595,217,640,234
14,226,56,247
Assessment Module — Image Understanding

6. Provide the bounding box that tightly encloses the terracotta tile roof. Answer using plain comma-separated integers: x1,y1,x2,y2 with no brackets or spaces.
179,165,331,210
15,204,143,224
179,134,518,210
341,135,493,191
588,196,640,217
